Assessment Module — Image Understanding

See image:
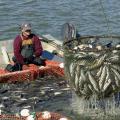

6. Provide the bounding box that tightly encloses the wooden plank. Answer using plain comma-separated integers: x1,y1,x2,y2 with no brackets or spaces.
1,46,10,64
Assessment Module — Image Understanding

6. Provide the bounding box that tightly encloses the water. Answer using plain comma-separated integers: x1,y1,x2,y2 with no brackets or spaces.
0,0,120,41
71,92,120,120
1,0,120,119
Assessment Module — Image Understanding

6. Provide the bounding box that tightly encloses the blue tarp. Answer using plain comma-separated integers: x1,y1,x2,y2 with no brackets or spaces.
42,50,63,62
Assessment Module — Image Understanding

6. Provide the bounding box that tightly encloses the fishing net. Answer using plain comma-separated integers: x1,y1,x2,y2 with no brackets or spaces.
0,115,25,120
0,60,64,83
63,23,120,117
63,23,120,99
36,112,69,120
0,112,70,120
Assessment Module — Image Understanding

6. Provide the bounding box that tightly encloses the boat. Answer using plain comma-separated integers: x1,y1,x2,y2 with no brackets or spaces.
0,34,64,83
0,35,71,120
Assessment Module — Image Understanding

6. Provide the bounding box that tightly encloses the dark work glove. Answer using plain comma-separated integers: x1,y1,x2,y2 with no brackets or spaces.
25,56,34,64
14,63,22,71
5,63,22,72
33,57,46,66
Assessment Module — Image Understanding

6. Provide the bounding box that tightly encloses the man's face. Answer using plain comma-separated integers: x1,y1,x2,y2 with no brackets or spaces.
23,30,31,36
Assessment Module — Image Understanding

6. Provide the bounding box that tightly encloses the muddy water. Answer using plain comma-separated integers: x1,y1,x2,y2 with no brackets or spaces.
0,75,77,119
1,75,120,120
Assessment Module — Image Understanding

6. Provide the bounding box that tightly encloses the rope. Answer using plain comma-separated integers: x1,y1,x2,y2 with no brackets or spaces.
98,0,112,35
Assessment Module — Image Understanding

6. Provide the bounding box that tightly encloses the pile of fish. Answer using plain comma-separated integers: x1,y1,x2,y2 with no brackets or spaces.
63,35,120,99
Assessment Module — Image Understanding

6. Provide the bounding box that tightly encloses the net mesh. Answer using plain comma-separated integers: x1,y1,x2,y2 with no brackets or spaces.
0,112,69,120
0,60,64,83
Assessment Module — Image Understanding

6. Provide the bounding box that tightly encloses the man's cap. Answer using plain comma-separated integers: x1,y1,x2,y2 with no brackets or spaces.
21,23,31,31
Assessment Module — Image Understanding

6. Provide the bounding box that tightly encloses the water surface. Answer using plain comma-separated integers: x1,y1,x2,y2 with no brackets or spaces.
0,0,120,40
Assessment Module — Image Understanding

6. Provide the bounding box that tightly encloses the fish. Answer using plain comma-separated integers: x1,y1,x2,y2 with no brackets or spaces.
63,22,120,99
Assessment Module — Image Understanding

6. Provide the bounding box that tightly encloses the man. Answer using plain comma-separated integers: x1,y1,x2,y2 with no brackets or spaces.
6,22,45,72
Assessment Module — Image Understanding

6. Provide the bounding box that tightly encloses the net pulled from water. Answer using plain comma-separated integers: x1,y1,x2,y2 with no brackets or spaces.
62,23,120,99
64,34,120,98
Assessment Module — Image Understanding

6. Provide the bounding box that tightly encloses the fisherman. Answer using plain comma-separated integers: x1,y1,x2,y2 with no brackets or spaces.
5,22,45,72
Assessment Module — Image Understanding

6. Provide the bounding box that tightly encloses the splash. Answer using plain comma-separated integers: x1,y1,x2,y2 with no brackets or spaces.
62,23,120,119
70,92,120,119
